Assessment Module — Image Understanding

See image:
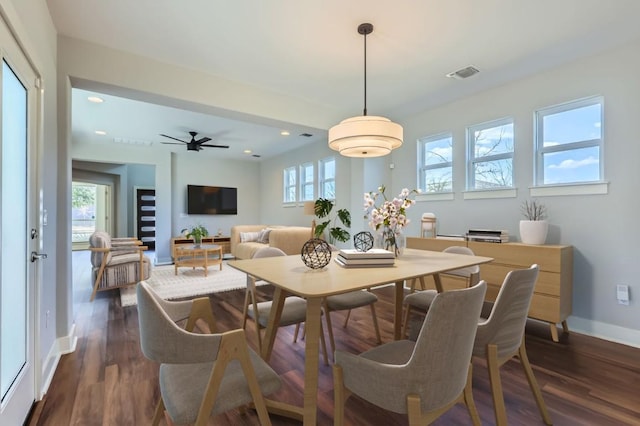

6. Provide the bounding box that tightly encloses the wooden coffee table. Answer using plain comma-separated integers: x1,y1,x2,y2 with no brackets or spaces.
174,244,223,276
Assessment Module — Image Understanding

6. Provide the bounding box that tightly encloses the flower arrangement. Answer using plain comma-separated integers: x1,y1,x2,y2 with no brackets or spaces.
181,224,209,244
364,185,419,256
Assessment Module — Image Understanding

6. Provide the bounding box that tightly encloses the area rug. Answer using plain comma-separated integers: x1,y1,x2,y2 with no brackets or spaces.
120,261,254,307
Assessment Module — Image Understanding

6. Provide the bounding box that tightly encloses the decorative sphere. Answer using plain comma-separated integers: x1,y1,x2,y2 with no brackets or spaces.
301,239,332,269
353,231,374,252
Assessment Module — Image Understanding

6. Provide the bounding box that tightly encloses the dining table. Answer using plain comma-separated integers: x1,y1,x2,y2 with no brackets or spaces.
228,247,493,425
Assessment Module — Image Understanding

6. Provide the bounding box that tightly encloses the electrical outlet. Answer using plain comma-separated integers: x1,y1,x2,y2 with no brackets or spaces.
617,284,629,305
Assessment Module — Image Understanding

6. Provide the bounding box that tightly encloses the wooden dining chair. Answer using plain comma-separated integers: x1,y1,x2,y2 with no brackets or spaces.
468,264,552,426
136,281,281,425
242,246,329,365
333,281,487,425
402,245,480,337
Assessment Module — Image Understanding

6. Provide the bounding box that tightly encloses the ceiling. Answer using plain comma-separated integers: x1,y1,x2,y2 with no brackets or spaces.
47,0,640,160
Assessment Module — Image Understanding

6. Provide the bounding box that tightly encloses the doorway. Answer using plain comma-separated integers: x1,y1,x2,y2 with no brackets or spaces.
71,181,113,250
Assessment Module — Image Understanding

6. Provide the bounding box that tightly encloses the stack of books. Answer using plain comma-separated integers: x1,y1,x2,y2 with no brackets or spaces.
465,229,509,243
436,233,466,241
335,249,395,268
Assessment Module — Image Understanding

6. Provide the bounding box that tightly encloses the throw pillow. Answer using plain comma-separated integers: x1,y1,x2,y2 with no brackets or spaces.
258,228,272,244
240,231,261,243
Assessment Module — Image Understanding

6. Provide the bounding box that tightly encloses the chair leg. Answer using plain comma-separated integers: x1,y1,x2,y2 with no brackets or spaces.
406,394,423,426
487,344,508,426
324,302,337,358
293,323,301,342
342,309,352,327
241,288,250,330
151,398,165,426
401,304,413,338
369,304,382,344
518,340,552,425
332,365,346,426
463,363,481,426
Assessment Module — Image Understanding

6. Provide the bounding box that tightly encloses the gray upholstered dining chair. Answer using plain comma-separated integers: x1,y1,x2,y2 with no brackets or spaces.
333,281,487,426
402,245,480,337
468,264,552,426
137,281,281,426
323,290,382,360
242,246,329,364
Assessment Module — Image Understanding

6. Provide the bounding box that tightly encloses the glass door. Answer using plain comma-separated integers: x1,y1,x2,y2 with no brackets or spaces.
0,15,39,425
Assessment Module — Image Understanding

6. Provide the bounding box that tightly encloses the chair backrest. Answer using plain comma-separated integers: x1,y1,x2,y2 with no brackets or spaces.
89,231,111,266
473,265,539,359
408,280,487,412
420,213,437,238
137,281,221,364
442,246,480,283
252,246,287,259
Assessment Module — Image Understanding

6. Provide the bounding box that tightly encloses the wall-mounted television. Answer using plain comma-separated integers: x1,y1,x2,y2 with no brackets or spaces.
187,185,238,215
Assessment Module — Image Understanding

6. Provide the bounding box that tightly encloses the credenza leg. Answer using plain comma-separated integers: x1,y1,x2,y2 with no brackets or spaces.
549,323,559,342
561,320,570,334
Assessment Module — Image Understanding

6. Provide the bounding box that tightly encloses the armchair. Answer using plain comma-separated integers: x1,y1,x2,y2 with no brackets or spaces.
88,231,152,301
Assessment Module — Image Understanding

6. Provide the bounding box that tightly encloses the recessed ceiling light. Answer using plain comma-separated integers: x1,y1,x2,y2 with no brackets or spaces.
280,130,290,136
95,130,107,135
88,96,104,103
243,149,252,154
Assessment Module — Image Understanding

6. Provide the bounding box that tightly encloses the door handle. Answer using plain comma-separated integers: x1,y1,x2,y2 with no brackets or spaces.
31,251,48,262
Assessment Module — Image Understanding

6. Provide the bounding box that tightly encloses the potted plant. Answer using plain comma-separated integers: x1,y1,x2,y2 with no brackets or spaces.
519,200,548,245
313,198,351,244
182,224,209,246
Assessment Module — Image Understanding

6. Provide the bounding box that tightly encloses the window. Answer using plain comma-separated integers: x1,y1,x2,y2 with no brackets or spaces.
319,157,336,199
535,96,603,185
283,166,296,203
467,118,514,190
299,162,315,201
418,133,453,193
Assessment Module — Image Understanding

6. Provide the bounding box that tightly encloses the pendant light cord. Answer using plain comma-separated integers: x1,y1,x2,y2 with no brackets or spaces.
363,30,368,116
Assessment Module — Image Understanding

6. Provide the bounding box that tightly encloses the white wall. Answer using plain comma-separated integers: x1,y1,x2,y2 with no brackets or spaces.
391,39,640,345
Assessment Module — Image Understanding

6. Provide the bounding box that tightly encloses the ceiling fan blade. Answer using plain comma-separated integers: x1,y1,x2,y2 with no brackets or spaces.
161,142,187,146
200,144,230,149
160,134,187,143
195,137,212,144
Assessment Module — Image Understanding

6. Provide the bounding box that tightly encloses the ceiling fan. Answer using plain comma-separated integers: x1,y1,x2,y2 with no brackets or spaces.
160,131,229,151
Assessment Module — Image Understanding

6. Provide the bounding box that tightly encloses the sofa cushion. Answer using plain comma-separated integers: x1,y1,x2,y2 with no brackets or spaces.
235,242,266,260
240,231,261,243
257,228,272,244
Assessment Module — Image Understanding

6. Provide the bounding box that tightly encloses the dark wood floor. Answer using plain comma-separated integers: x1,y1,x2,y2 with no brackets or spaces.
29,267,640,425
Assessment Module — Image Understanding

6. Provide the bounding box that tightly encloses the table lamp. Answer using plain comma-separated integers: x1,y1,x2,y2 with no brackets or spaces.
304,201,317,238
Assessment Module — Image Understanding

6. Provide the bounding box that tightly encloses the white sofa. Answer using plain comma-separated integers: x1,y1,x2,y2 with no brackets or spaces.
230,225,313,259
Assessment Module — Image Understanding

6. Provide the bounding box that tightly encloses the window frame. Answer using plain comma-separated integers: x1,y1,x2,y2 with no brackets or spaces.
283,166,297,203
417,132,454,194
299,162,315,202
534,96,604,186
318,156,336,200
466,117,515,190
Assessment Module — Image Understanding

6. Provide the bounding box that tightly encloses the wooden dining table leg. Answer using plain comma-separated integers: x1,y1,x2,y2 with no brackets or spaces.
302,296,323,426
261,287,286,362
394,280,404,340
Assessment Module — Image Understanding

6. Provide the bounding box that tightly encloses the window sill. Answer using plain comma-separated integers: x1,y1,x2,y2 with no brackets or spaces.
416,192,455,202
463,188,517,200
529,182,609,197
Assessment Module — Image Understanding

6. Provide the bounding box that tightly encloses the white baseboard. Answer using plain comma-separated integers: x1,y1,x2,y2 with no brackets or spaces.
567,316,640,349
39,323,77,398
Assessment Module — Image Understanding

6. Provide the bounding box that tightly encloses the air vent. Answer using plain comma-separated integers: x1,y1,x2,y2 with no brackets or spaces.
446,66,480,80
299,133,313,137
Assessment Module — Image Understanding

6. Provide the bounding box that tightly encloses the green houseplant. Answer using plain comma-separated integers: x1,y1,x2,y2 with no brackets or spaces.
182,224,209,245
313,198,351,244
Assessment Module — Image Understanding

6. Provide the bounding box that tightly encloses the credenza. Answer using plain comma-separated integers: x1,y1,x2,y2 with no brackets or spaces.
406,237,573,342
171,236,231,260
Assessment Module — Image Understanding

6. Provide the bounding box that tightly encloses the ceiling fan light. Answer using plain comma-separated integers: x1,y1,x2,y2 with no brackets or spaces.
328,115,403,158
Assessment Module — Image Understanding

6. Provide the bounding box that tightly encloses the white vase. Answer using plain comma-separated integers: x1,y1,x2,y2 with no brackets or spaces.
519,220,548,245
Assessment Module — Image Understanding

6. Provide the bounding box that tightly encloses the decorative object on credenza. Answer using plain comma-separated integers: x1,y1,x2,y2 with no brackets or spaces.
181,224,209,246
301,239,332,269
364,185,419,257
313,198,351,244
353,231,374,252
519,200,548,245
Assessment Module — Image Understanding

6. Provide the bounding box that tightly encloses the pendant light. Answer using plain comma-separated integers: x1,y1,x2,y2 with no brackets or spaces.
328,23,403,158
